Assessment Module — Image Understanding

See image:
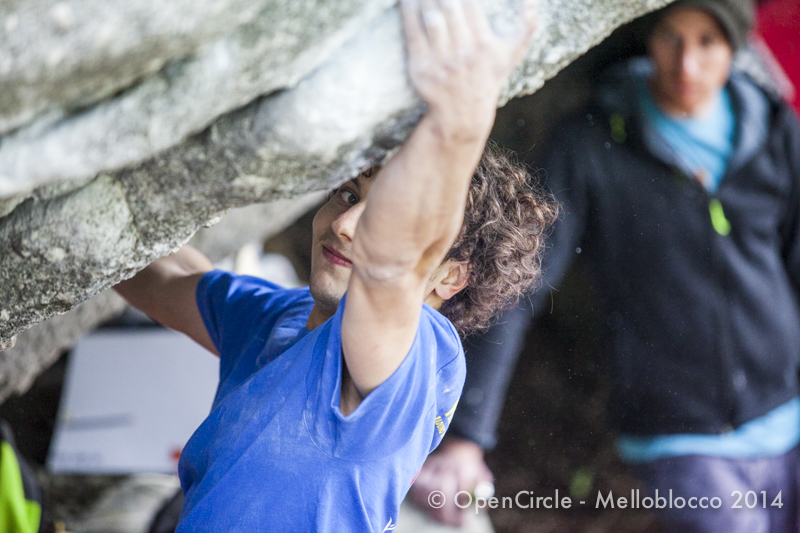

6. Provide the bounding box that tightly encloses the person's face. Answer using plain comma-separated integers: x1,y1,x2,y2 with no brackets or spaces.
647,7,733,116
308,174,372,315
308,171,470,320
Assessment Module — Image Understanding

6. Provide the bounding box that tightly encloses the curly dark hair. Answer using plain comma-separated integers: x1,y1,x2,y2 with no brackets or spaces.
439,142,559,336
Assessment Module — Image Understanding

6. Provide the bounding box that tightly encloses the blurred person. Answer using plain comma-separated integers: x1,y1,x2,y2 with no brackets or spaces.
114,0,555,531
409,0,800,531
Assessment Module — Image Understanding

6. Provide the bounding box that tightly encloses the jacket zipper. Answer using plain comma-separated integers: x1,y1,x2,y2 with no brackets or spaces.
677,168,738,430
704,184,738,430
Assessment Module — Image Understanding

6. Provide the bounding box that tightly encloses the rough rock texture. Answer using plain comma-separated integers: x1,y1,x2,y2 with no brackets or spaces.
0,290,126,402
186,191,326,263
0,191,323,402
0,0,672,363
0,0,397,199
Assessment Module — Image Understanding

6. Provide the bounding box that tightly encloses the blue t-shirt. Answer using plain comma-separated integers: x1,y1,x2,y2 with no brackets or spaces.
176,270,465,532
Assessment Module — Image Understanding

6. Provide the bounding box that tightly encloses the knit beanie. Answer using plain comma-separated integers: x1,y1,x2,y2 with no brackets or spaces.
646,0,755,50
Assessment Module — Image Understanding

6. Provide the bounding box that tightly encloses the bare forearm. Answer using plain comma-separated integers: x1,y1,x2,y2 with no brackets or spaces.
341,111,493,397
353,110,493,279
351,0,537,283
114,245,216,352
339,0,537,400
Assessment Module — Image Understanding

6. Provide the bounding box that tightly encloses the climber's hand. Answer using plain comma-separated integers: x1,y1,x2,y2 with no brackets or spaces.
408,435,494,526
401,0,538,136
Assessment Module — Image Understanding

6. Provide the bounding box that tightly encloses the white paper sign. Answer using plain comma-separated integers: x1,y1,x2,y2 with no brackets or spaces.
48,329,219,474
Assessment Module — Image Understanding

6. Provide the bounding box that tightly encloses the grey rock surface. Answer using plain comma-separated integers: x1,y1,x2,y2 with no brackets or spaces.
0,192,322,401
1,0,262,134
187,191,326,263
0,290,126,402
0,0,672,358
0,0,395,198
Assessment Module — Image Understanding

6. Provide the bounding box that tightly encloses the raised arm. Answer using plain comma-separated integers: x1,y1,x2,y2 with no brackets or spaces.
408,119,592,525
114,245,216,354
341,0,537,399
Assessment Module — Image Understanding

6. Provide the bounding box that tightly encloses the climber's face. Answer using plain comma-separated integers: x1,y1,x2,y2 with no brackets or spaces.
308,171,374,318
647,7,733,117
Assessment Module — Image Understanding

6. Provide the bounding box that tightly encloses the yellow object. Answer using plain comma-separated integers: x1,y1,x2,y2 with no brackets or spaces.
0,442,41,533
709,198,731,236
610,113,626,144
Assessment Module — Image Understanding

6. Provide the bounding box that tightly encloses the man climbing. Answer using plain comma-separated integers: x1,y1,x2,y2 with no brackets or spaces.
115,0,555,530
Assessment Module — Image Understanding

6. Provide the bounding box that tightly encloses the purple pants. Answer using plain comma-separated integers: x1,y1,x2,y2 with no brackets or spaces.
629,447,800,533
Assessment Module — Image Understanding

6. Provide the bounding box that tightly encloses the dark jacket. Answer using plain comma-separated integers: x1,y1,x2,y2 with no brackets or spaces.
452,60,800,444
